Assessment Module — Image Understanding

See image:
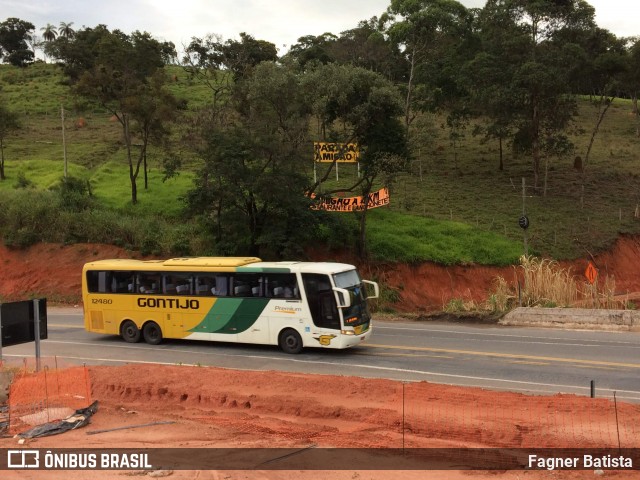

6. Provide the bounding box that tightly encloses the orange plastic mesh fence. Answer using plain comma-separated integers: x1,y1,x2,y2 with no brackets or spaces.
402,382,640,449
4,357,92,435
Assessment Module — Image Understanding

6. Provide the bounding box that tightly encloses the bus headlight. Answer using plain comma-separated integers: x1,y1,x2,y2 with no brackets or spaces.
340,330,355,335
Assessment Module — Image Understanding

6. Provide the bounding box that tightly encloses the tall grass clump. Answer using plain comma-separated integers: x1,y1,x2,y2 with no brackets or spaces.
486,276,515,312
582,274,621,309
519,255,578,307
510,255,627,309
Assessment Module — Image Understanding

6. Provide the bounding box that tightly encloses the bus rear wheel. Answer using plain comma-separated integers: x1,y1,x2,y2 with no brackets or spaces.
121,320,141,343
279,329,303,354
143,322,163,345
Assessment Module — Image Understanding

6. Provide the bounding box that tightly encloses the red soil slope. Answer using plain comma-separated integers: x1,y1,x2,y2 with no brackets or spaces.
2,236,640,311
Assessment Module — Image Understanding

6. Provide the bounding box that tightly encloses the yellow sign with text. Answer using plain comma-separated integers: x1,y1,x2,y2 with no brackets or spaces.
314,142,359,163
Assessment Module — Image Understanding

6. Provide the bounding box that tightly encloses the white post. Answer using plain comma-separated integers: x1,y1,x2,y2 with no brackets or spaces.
61,104,68,178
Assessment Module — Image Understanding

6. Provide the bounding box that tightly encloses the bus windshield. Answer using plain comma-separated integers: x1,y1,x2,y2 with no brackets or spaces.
333,270,371,327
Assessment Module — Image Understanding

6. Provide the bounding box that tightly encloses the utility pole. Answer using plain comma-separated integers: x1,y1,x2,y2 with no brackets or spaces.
61,103,68,178
522,177,528,255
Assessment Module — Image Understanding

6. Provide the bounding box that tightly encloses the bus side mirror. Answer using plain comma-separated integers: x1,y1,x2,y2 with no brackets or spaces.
333,287,352,308
362,280,379,299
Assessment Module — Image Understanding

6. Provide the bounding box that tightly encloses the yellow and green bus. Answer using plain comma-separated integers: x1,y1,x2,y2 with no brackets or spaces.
82,257,379,353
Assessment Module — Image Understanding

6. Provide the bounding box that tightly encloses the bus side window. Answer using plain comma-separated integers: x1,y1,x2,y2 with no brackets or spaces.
86,271,102,293
137,272,161,294
163,273,191,295
111,272,134,294
213,275,229,296
264,273,299,299
195,275,215,295
232,273,261,297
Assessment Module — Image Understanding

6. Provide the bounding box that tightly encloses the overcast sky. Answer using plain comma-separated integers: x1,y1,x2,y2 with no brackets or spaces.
1,0,637,55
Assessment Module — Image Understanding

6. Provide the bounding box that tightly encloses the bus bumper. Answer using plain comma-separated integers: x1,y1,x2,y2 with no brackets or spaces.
339,325,372,349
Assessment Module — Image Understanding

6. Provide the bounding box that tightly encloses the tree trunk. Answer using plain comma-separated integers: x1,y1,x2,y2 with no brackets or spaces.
634,95,639,137
584,96,612,169
0,138,5,180
124,116,138,204
356,180,374,260
357,206,369,260
143,148,149,190
581,96,613,208
531,97,540,190
404,47,416,131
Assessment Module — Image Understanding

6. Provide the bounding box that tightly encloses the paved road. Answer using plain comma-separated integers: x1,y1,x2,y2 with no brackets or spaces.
3,309,640,402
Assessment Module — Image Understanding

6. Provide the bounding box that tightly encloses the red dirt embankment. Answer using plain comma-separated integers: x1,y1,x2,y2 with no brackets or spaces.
2,364,639,479
3,236,640,311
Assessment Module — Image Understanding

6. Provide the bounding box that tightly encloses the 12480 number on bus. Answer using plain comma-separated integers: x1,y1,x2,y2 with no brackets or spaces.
92,298,113,305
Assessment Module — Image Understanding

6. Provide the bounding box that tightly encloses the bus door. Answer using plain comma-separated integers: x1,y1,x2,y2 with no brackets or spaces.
301,273,341,335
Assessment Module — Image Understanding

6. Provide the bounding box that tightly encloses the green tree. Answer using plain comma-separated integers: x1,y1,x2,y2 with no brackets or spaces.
462,3,522,171
386,0,471,129
303,63,409,257
0,99,21,180
40,23,57,42
58,22,75,39
183,34,233,113
286,33,338,69
74,29,178,204
0,17,35,67
567,28,627,204
45,24,112,81
47,25,175,82
186,62,317,258
621,37,640,137
182,32,277,111
127,69,181,190
333,17,406,81
497,0,596,190
221,32,277,79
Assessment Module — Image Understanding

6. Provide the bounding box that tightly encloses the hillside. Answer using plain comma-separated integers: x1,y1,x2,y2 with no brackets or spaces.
0,62,639,263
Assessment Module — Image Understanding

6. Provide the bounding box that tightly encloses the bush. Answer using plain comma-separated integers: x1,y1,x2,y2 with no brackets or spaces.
0,191,60,247
14,171,34,189
56,176,93,212
0,190,182,255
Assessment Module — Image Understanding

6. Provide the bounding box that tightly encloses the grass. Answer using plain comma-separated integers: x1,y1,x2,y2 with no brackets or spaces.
90,161,194,217
366,208,522,265
1,63,639,263
0,160,89,190
0,159,194,218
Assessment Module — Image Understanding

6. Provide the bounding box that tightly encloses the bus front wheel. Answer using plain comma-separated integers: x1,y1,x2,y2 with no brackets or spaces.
143,322,163,345
121,320,141,343
279,329,303,354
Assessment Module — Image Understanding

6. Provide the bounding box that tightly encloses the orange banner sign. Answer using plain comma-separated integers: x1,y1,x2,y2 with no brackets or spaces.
310,188,389,212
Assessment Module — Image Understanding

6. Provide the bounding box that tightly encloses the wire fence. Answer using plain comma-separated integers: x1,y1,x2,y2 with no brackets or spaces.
399,382,640,449
3,357,92,435
1,359,639,451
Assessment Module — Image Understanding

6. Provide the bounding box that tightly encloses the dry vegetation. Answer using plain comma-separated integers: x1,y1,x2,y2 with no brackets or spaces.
446,255,633,313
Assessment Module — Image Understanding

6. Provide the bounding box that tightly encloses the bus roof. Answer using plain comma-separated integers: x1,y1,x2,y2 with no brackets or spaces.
83,258,357,274
83,257,261,270
245,262,356,274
